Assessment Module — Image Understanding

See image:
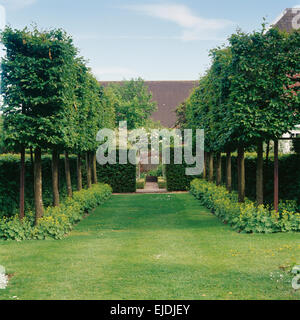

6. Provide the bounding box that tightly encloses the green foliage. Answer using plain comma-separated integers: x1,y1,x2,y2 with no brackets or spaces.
227,28,300,145
136,178,146,189
219,153,300,207
1,26,78,151
0,154,135,217
0,183,112,240
184,48,233,152
97,163,136,193
0,117,6,154
190,179,300,233
0,154,77,218
165,147,201,191
182,28,300,154
96,149,136,193
73,67,111,154
175,102,188,129
147,164,163,177
107,78,157,130
99,85,116,130
158,177,166,189
293,139,300,155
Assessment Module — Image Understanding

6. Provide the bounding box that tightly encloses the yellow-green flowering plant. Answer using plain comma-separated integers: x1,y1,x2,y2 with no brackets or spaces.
190,179,300,234
0,184,112,240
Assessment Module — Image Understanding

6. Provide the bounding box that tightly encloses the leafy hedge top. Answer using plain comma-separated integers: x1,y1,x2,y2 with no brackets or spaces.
0,27,116,154
1,27,78,150
180,27,300,152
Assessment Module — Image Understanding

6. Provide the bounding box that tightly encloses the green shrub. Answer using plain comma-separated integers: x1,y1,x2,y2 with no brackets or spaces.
136,177,146,189
97,162,136,193
96,149,136,193
190,179,300,234
293,140,300,155
165,147,201,191
158,177,166,189
0,183,112,241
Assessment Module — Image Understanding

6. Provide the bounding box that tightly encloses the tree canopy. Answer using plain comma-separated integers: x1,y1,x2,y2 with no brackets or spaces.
107,78,157,130
179,27,300,154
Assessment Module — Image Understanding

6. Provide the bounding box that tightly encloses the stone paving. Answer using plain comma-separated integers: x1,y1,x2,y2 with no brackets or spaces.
113,182,188,195
136,182,167,194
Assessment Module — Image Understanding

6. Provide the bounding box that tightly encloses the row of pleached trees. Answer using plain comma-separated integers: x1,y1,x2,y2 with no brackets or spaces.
177,27,300,210
0,27,115,223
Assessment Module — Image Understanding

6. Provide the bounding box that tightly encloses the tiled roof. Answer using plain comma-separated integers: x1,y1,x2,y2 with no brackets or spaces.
274,11,300,93
100,80,198,128
272,8,300,33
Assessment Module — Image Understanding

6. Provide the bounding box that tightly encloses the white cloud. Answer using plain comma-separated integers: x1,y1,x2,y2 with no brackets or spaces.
293,4,300,8
92,66,139,80
0,0,37,10
123,3,234,41
74,34,176,41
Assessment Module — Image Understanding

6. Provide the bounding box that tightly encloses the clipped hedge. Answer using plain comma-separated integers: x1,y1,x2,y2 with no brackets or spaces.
0,153,136,218
97,148,136,193
190,179,300,234
165,147,201,191
0,183,112,240
220,153,300,206
97,162,136,193
0,154,77,218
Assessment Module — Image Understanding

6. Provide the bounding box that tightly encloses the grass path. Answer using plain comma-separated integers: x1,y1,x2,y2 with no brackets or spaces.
0,193,299,300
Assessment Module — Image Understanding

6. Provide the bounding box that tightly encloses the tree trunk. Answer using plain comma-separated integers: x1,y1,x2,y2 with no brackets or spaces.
52,149,60,207
216,153,222,186
226,151,232,192
34,148,44,224
238,145,245,203
86,152,92,189
92,152,98,184
19,146,25,220
266,141,270,167
30,146,34,177
208,152,214,182
30,147,34,167
256,141,264,206
274,140,279,212
202,152,207,180
77,154,82,191
64,151,73,198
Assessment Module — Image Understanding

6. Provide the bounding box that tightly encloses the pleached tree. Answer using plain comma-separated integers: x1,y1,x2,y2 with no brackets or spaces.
1,27,77,221
177,25,300,207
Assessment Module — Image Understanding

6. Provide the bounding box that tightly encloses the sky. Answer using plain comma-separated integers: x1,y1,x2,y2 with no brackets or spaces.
0,0,299,81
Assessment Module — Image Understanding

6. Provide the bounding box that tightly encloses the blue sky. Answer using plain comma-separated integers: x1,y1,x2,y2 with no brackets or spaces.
0,0,299,80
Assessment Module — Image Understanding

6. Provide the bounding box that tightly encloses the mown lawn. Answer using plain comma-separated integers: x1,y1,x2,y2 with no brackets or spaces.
0,193,299,300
